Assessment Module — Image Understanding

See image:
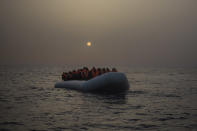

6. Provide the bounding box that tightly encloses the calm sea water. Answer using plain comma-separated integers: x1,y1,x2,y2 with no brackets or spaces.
0,65,197,131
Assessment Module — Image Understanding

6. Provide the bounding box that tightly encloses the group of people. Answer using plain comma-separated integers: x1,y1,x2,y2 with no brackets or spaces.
62,67,117,81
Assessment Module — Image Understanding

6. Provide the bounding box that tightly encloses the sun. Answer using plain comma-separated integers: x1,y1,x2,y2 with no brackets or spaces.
86,42,91,47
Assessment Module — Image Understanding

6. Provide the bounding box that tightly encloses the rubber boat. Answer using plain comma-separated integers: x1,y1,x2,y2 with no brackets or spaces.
55,72,129,92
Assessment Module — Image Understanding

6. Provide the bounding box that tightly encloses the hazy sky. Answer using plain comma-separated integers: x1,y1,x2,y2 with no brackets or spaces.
1,0,197,66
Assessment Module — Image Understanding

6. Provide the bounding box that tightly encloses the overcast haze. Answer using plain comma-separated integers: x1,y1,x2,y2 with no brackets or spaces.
1,0,197,66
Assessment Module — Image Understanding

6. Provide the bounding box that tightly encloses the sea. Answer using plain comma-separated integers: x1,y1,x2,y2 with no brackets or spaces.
0,65,197,131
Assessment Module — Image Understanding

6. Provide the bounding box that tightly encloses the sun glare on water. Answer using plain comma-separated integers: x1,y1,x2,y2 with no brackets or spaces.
86,42,91,47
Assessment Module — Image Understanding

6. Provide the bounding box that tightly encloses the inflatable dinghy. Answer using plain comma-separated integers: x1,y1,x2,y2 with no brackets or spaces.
55,72,129,92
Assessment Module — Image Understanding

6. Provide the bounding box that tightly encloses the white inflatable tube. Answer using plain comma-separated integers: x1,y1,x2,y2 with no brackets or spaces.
55,72,129,92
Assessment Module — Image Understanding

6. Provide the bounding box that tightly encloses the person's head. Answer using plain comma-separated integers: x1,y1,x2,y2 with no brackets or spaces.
83,67,88,70
112,68,117,72
106,68,110,72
